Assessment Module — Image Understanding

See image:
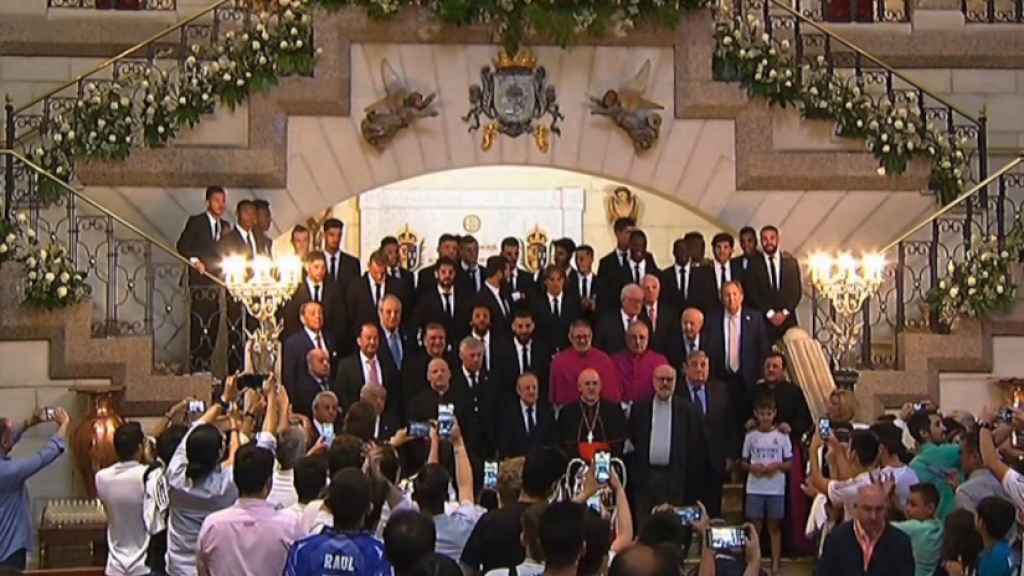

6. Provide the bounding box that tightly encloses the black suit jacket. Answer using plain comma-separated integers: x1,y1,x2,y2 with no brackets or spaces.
665,333,707,372
387,267,417,318
596,250,628,313
346,275,399,331
643,301,679,357
745,251,802,335
282,330,337,398
281,281,345,342
556,401,628,460
413,287,471,345
176,212,231,284
703,307,770,389
377,325,415,373
504,268,536,309
217,228,271,263
531,293,581,353
660,262,715,313
457,265,484,296
474,285,514,335
463,333,515,394
677,379,738,473
452,369,500,460
594,309,639,356
628,396,705,504
290,370,333,420
817,521,915,576
324,250,361,293
497,401,556,459
401,351,458,418
334,352,400,411
510,338,552,402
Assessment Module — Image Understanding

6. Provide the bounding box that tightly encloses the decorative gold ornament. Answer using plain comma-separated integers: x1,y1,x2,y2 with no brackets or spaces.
494,49,539,70
397,224,423,271
534,125,550,153
524,225,550,273
606,186,640,224
482,122,499,151
463,214,482,234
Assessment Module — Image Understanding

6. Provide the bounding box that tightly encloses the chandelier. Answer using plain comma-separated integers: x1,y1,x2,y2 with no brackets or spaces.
222,255,302,374
808,251,886,374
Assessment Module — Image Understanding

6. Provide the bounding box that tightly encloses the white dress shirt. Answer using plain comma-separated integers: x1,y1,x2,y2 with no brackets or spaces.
762,251,787,317
521,400,538,433
620,309,638,333
306,278,324,303
714,260,732,290
360,351,382,384
628,259,647,283
437,285,455,316
578,272,596,299
304,326,325,350
472,331,492,371
485,282,507,316
674,263,691,299
206,212,222,242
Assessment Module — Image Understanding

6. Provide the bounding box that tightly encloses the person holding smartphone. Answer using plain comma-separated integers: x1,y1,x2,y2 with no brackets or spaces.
0,407,71,570
692,502,762,576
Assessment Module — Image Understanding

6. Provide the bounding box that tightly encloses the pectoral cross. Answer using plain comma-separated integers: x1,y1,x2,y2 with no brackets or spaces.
587,431,594,443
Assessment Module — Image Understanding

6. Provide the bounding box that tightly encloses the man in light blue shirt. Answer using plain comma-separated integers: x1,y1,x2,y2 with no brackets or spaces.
0,408,71,570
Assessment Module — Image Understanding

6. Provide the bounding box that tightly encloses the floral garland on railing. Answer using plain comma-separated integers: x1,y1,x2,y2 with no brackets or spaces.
312,0,705,54
28,0,319,206
926,234,1020,326
712,14,972,205
0,213,92,310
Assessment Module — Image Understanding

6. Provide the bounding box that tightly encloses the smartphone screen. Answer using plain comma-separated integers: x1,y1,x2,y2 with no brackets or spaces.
438,404,455,438
818,417,832,439
188,400,206,414
483,461,499,490
708,527,748,551
594,452,611,485
676,506,701,525
42,407,57,421
409,421,431,438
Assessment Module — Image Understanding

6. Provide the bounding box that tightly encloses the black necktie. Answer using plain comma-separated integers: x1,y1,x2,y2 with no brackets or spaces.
247,233,256,259
443,293,452,317
213,221,220,241
582,277,589,299
552,297,560,319
526,406,536,434
470,372,479,391
768,255,778,291
520,344,530,374
330,256,337,280
634,263,641,284
374,282,382,306
470,269,478,290
692,388,705,417
313,284,321,303
314,332,323,350
679,268,685,298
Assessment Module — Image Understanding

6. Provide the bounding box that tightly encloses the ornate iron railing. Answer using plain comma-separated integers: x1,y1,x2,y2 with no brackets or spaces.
962,0,1024,22
1,149,244,375
48,0,177,10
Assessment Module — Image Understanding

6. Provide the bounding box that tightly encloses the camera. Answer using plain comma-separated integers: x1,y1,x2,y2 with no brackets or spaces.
676,506,702,526
999,408,1015,424
818,417,832,440
437,404,455,438
42,407,57,421
408,421,431,439
320,423,335,444
707,526,749,551
483,462,499,490
237,373,267,391
594,451,611,485
188,400,206,415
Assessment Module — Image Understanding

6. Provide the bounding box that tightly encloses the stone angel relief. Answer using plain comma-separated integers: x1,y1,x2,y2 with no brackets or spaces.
360,59,439,150
606,186,640,224
589,59,664,153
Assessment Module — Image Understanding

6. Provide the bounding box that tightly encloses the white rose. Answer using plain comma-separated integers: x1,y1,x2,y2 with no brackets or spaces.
201,93,210,101
236,79,245,86
948,261,956,273
26,229,35,238
723,36,733,45
881,133,888,142
179,97,187,105
252,41,261,50
291,27,299,36
0,244,7,255
74,274,82,282
157,126,165,134
258,56,268,65
281,40,289,49
39,249,47,259
877,167,886,176
67,130,75,141
26,257,36,268
28,271,37,281
882,144,891,153
1001,251,1010,259
949,286,959,298
967,276,977,287
56,286,68,299
111,102,119,111
316,47,323,55
60,272,70,283
856,119,864,128
296,40,304,48
997,285,1005,294
223,73,232,82
54,133,63,144
108,134,117,143
939,280,947,290
894,120,904,130
44,272,55,283
907,141,915,151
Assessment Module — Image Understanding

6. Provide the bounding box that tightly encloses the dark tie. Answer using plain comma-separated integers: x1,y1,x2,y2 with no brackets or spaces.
618,251,626,267
692,388,705,416
443,293,453,318
314,332,323,351
389,332,403,366
552,297,560,319
374,282,383,306
330,256,338,280
520,344,530,374
213,221,221,241
526,406,536,434
313,284,321,303
582,277,589,299
470,269,478,290
679,268,685,299
769,255,778,291
634,263,641,284
247,233,256,259
470,372,479,390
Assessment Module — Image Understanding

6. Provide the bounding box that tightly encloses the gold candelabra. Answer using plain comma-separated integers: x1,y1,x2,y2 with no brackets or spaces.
808,251,886,370
221,255,302,374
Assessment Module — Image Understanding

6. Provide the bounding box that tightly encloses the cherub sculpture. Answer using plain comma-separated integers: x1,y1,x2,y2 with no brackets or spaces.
361,59,438,150
589,59,664,153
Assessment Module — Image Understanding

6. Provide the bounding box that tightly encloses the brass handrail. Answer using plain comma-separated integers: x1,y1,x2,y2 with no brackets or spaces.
11,0,235,116
1,149,226,288
882,154,1024,252
766,0,983,126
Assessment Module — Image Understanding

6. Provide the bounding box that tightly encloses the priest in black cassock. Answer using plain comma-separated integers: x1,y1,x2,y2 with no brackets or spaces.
747,352,812,444
556,368,627,461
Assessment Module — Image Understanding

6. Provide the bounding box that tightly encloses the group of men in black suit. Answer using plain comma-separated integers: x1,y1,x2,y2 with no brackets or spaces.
178,190,808,515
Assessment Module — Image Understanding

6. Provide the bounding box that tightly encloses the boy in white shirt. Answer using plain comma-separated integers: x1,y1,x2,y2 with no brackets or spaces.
96,422,150,576
741,394,792,576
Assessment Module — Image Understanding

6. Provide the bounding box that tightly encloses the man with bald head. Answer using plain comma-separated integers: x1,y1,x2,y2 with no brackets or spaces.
407,357,467,426
596,283,645,355
640,274,677,356
288,347,333,419
335,322,398,411
556,368,627,460
817,483,915,576
627,364,704,526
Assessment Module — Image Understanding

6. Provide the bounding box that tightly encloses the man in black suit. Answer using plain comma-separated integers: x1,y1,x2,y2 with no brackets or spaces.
282,301,336,398
377,294,411,372
451,336,498,462
401,322,455,411
380,235,416,315
662,236,714,314
501,237,535,309
628,364,704,526
540,237,576,285
458,235,483,295
218,199,272,373
290,224,311,263
281,251,345,342
413,256,469,344
359,383,400,442
532,265,580,353
749,352,812,446
703,281,770,448
474,255,513,335
733,226,760,275
597,217,635,313
416,233,460,298
666,307,706,369
335,323,399,410
570,245,599,322
816,484,915,576
289,347,333,420
677,350,737,517
595,283,644,355
497,373,556,459
640,274,677,356
406,357,467,429
322,218,361,293
346,249,397,334
746,225,802,342
621,229,658,293
556,368,628,460
708,232,746,300
176,185,231,372
466,304,514,380
510,309,552,402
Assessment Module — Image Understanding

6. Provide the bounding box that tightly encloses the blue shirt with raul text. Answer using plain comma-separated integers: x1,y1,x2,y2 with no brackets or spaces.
284,529,391,576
